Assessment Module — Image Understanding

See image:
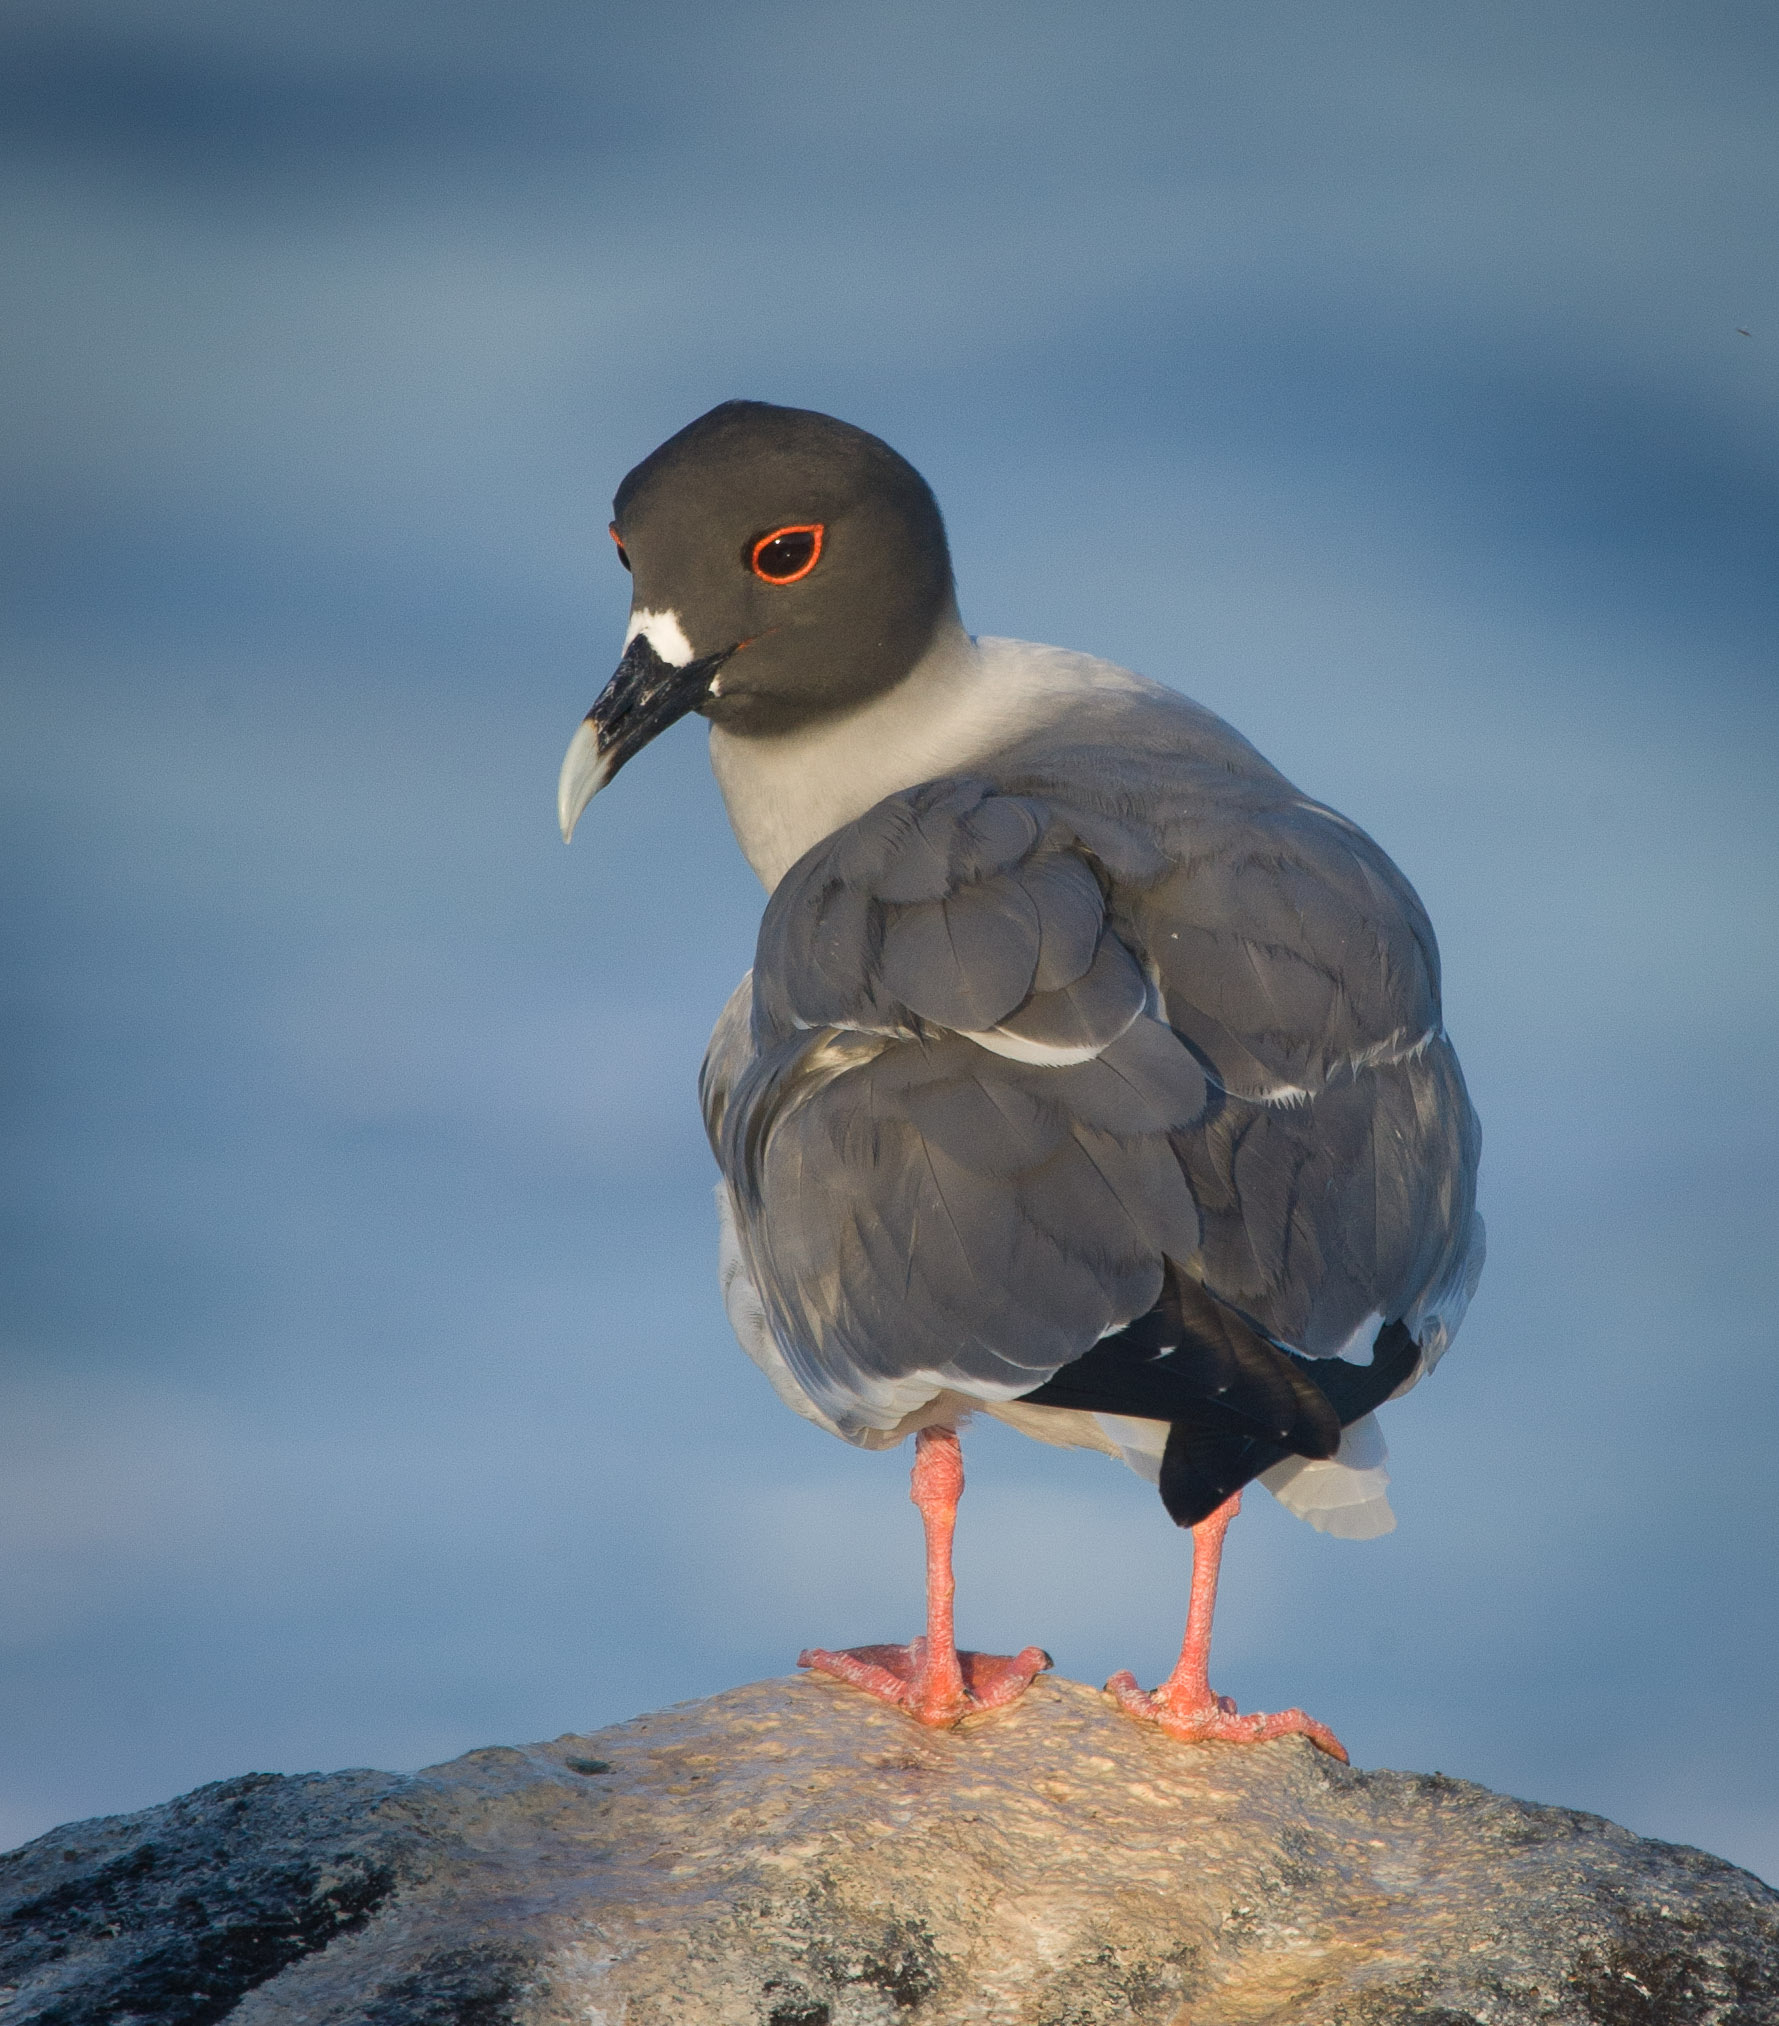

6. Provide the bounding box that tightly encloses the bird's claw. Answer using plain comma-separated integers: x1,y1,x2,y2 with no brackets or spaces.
800,1638,1051,1727
1104,1668,1348,1761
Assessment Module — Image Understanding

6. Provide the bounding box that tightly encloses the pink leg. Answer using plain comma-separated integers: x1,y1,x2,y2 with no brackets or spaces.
1106,1491,1348,1761
800,1426,1051,1726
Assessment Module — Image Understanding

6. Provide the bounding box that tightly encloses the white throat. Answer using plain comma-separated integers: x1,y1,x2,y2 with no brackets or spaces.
707,628,1152,890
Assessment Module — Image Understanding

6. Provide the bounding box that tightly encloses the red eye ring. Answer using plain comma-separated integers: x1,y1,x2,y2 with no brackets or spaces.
749,523,824,585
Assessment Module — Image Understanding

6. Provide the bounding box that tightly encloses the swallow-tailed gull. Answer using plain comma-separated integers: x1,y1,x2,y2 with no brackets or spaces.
558,401,1483,1756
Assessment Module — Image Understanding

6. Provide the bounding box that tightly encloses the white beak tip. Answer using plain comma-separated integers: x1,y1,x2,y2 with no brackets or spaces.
556,718,610,844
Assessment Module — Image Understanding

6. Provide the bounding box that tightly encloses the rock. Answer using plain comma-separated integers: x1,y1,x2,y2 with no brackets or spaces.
2,1676,1774,2024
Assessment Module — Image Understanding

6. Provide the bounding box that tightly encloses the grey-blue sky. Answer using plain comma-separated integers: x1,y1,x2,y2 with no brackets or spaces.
3,0,1776,1880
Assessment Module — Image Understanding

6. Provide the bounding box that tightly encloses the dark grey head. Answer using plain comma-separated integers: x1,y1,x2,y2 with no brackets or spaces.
558,401,956,839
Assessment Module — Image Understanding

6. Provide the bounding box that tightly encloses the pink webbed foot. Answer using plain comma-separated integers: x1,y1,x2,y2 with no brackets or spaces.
799,1637,1052,1727
1103,1669,1348,1761
797,1425,1050,1727
1106,1489,1349,1762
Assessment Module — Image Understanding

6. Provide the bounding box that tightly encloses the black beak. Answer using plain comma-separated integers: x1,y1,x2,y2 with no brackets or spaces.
556,633,734,840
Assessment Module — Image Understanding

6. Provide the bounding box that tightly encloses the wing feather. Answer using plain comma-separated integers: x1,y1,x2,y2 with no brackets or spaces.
708,693,1482,1444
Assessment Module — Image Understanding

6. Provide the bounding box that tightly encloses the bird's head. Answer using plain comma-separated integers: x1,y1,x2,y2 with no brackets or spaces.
557,400,957,842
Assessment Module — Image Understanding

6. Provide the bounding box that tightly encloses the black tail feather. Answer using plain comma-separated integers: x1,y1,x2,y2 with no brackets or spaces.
1296,1317,1421,1422
1018,1273,1341,1459
1159,1421,1291,1527
1018,1289,1424,1531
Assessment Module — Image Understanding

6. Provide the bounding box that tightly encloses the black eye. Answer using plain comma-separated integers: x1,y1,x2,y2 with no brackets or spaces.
749,524,824,584
609,522,630,572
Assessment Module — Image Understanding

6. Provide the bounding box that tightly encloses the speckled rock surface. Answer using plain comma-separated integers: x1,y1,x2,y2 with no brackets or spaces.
3,1676,1775,2024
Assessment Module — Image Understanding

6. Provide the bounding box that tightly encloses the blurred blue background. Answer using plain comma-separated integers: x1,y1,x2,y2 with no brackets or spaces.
3,1,1776,1881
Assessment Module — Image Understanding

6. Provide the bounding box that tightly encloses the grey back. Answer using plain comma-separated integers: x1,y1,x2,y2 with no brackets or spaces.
702,679,1482,1443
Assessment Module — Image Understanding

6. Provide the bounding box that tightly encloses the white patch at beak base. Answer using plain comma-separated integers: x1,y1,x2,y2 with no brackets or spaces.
621,608,694,666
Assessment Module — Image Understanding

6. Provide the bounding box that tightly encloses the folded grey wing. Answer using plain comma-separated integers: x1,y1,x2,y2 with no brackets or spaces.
1130,787,1481,1360
704,759,1483,1443
1135,791,1444,1101
1181,1033,1483,1361
708,779,1210,1439
993,726,1482,1364
750,775,1145,1049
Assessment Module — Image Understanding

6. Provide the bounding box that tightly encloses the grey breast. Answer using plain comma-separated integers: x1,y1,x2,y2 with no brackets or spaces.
700,681,1483,1445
